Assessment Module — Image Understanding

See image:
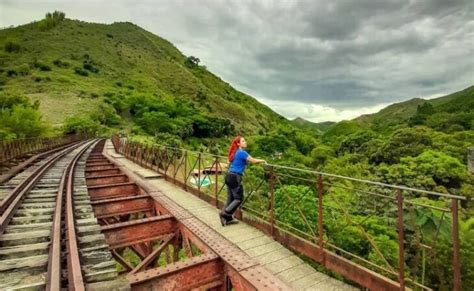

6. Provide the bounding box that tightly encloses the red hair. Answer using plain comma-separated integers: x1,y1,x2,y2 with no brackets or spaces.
227,136,241,163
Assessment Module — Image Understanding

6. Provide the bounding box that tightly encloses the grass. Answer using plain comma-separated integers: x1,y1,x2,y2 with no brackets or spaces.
28,92,102,126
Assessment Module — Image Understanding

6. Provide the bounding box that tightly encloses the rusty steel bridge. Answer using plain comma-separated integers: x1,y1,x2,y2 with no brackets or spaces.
0,135,466,290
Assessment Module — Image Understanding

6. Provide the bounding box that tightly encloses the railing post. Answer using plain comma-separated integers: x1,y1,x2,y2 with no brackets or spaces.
197,153,202,195
214,157,219,208
452,198,461,291
317,174,324,256
396,189,405,290
173,149,177,184
140,145,145,166
153,146,158,173
184,151,188,191
269,166,275,238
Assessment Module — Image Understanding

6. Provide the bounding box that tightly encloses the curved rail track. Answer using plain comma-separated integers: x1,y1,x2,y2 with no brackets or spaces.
0,139,123,290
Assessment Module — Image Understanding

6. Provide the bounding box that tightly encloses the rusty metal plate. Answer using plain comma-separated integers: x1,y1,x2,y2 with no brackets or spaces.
91,195,153,219
101,215,176,249
127,253,221,290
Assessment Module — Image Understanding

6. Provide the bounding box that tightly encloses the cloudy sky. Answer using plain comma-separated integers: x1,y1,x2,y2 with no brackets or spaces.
1,0,473,122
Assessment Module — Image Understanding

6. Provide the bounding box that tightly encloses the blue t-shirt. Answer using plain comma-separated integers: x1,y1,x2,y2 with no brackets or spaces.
229,149,249,174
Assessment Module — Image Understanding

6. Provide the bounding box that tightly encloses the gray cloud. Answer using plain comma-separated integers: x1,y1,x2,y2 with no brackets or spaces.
1,0,473,121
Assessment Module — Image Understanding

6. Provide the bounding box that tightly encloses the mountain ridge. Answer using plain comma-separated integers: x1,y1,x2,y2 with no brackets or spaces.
353,85,474,126
0,17,288,134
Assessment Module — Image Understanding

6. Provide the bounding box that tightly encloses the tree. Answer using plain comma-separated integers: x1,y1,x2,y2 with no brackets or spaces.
294,132,316,155
337,130,377,155
255,134,291,155
377,150,468,191
0,93,48,139
38,11,66,30
185,56,200,68
62,116,101,135
310,145,334,167
374,127,432,164
138,111,175,135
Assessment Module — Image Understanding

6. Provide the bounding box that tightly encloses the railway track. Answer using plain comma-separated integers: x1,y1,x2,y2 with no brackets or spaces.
0,138,291,290
0,139,125,290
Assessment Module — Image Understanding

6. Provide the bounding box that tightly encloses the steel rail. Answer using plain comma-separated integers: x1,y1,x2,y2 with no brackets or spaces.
46,140,96,290
0,140,89,234
64,140,96,290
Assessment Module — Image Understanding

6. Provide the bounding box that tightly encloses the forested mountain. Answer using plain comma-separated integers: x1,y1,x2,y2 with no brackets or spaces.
355,85,474,133
0,13,288,140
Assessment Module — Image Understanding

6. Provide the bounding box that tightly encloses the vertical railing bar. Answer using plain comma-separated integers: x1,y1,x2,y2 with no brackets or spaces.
197,153,202,194
184,151,188,191
317,174,324,256
269,166,275,238
397,188,405,290
214,157,219,208
173,149,177,184
451,198,461,291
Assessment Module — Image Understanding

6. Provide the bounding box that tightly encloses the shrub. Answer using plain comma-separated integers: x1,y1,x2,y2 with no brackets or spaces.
138,111,175,135
0,95,49,139
74,67,88,76
83,60,99,73
4,41,20,53
62,116,100,135
17,64,30,76
104,94,127,113
0,92,31,109
39,64,51,71
53,59,69,67
106,33,114,38
91,104,121,126
6,70,17,77
191,115,234,138
33,61,51,71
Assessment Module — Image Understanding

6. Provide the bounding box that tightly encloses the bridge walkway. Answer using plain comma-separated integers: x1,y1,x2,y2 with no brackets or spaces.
104,140,358,291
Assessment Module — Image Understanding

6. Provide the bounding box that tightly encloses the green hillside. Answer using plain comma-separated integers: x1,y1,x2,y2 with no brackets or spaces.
0,15,288,134
354,86,474,132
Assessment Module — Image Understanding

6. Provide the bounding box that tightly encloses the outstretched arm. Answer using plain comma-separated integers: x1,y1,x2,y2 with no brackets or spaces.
247,155,266,164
